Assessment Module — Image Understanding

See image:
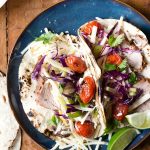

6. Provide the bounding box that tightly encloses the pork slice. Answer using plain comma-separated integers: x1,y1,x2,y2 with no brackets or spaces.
35,76,59,110
134,79,150,94
125,52,143,70
122,41,143,70
129,79,150,111
135,100,150,112
141,64,150,79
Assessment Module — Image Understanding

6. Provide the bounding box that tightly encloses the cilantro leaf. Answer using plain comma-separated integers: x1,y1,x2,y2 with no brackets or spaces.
118,59,127,71
47,115,60,126
104,120,119,134
74,94,88,107
108,34,125,47
105,63,116,71
59,84,65,93
67,111,82,119
35,31,56,44
129,72,137,84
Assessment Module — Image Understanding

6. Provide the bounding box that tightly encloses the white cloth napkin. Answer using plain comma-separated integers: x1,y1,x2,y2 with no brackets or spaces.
0,0,7,8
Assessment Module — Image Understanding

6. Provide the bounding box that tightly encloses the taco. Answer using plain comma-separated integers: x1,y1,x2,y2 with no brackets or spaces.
19,29,106,149
78,17,150,128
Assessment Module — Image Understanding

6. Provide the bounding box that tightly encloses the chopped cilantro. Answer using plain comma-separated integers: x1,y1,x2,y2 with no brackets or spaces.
104,120,119,134
108,34,125,47
128,72,137,84
59,84,65,93
35,31,56,44
74,94,88,107
118,59,127,71
47,115,60,126
105,63,116,71
67,111,82,119
92,108,99,118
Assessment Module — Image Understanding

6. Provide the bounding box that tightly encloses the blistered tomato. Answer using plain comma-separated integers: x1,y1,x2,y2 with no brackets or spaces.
65,55,87,73
79,76,96,104
75,121,95,138
83,21,102,35
113,103,128,121
107,53,122,65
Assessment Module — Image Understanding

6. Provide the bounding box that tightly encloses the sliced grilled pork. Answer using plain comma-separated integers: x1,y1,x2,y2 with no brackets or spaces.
35,76,60,110
129,79,150,111
122,41,143,70
135,100,150,112
141,64,150,79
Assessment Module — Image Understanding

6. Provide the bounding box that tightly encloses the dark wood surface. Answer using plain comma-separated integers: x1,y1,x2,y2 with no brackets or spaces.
0,0,149,149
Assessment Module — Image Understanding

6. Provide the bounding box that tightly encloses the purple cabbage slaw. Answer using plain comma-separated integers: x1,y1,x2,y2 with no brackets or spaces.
102,70,143,105
32,55,46,79
107,22,118,38
55,111,68,119
53,54,67,67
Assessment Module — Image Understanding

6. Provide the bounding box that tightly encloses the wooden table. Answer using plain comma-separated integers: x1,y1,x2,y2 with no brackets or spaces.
0,0,150,149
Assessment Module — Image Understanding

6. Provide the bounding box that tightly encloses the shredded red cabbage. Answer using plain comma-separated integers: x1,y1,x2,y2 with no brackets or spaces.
121,48,142,53
103,71,129,80
47,70,72,83
101,46,114,56
54,55,67,67
103,70,143,106
55,111,68,119
51,70,62,77
59,56,67,67
66,105,77,113
107,22,118,38
123,88,143,105
81,32,93,48
97,30,104,38
46,69,80,87
32,55,46,79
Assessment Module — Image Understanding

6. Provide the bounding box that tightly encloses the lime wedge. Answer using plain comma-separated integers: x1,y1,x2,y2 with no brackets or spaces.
107,127,137,150
126,110,150,129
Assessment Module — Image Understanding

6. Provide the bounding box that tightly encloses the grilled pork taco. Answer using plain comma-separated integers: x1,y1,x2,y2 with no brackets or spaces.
78,17,150,129
19,29,106,149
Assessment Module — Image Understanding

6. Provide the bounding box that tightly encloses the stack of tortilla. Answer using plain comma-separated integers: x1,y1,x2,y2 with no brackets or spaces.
0,72,21,150
0,0,7,8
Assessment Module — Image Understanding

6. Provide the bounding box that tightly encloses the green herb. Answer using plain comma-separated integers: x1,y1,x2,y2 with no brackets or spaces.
118,59,127,71
128,72,137,84
67,111,82,119
35,31,56,44
59,84,65,93
66,99,74,104
105,63,116,71
108,34,125,47
104,120,119,134
92,45,103,58
47,115,60,126
74,94,88,107
92,108,99,118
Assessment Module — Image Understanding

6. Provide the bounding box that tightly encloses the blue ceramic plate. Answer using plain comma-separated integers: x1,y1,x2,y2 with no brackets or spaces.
7,0,150,149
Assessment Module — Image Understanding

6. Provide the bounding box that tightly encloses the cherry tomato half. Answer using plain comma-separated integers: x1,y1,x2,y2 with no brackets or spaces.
79,76,96,104
65,55,87,73
113,103,129,121
106,53,122,65
75,121,95,138
83,21,102,35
